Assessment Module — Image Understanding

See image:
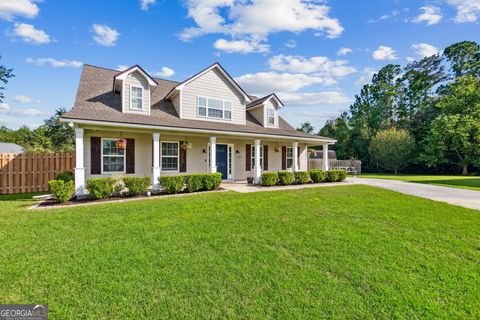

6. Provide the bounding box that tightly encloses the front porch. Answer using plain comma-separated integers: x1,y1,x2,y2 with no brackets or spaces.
73,126,332,196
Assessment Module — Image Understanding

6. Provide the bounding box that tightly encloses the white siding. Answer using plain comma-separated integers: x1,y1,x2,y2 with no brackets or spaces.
181,68,246,125
123,71,150,116
263,99,279,128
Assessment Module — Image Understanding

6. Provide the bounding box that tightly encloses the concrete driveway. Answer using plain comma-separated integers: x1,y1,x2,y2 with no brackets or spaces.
353,177,480,210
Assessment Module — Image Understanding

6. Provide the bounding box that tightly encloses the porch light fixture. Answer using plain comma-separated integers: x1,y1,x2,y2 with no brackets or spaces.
236,150,240,154
202,149,206,154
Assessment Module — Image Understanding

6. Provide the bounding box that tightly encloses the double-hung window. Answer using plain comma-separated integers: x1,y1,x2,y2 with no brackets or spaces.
131,86,143,110
161,142,179,171
102,138,125,173
286,147,293,169
251,145,264,170
197,97,232,120
267,107,275,125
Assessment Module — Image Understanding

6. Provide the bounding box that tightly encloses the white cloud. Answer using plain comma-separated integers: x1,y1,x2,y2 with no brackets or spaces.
268,54,356,77
26,58,83,68
372,46,397,60
354,68,376,87
92,24,120,47
214,38,269,53
277,91,352,106
413,6,443,25
10,23,50,45
368,9,403,23
0,102,11,111
285,40,296,48
446,0,480,23
0,0,39,21
15,108,43,116
12,95,33,103
153,66,175,78
235,72,335,95
337,47,352,56
140,0,156,11
411,43,439,58
116,65,129,71
180,0,344,44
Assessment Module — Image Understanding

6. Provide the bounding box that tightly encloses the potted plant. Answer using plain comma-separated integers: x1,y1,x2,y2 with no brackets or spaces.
247,176,254,184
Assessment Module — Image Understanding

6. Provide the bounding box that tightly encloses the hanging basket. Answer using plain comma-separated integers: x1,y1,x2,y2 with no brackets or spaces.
307,149,317,157
116,139,127,149
181,142,192,151
273,146,280,153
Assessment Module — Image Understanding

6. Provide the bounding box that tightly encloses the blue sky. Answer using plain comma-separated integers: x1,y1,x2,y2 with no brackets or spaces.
0,0,479,130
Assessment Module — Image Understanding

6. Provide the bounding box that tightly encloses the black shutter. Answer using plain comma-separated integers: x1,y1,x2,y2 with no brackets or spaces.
180,141,187,172
281,146,286,170
246,144,251,171
263,145,268,171
91,137,101,174
126,139,135,174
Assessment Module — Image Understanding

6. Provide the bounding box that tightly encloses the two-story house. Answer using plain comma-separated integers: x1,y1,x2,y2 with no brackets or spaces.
61,63,336,196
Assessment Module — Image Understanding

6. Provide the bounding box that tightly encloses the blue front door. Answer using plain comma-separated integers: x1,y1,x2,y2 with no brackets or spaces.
216,144,228,179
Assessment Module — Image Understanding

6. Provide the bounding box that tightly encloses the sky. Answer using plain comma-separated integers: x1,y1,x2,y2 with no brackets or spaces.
0,0,479,131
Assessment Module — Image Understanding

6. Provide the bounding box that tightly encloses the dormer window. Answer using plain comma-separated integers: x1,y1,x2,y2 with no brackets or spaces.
131,86,143,110
267,107,275,125
197,96,232,120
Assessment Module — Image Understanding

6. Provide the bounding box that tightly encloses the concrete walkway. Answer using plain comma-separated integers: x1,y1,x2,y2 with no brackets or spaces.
222,178,480,210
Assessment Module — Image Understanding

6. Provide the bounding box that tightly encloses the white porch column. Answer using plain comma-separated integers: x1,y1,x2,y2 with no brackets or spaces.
254,139,261,184
209,136,217,173
152,133,161,190
74,128,86,196
322,143,329,171
292,142,299,172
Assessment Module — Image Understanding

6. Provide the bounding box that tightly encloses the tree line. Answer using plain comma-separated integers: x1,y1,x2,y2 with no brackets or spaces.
301,41,480,175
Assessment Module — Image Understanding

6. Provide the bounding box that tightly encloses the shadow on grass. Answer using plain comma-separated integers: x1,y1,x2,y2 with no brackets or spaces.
0,192,48,202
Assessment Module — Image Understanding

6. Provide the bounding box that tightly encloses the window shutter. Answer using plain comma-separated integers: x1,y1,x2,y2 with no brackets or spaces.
297,147,301,167
246,144,251,171
263,145,268,171
126,138,135,174
91,137,101,174
281,146,286,170
180,141,187,172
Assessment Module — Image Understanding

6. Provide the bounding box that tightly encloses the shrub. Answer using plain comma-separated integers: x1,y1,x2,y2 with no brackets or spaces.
110,173,125,196
203,172,222,190
55,170,74,182
185,174,204,193
278,171,294,185
159,176,185,194
86,178,113,199
309,169,326,183
123,176,150,196
294,171,310,184
260,172,278,186
326,170,340,182
48,180,75,203
337,170,347,181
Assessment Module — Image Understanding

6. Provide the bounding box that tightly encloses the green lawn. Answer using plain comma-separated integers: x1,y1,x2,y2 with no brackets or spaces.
1,186,479,319
359,173,480,191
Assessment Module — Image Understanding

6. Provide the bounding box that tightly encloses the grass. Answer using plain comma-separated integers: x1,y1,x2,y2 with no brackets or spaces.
359,173,480,191
0,186,479,319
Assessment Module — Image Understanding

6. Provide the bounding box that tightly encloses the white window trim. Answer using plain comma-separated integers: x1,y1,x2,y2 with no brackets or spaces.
161,141,180,172
130,86,143,111
267,107,276,126
197,96,232,121
101,138,126,174
251,145,264,171
286,147,293,169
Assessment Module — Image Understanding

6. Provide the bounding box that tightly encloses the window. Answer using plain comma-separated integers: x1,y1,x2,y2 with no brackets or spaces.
267,107,275,125
161,142,179,171
102,138,125,173
197,97,232,120
131,86,143,110
286,147,293,169
251,145,264,170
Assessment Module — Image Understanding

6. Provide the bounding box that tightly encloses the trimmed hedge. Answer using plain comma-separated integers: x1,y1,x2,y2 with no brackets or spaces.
260,172,278,186
325,170,347,182
337,170,347,181
48,180,75,203
278,171,294,185
86,178,113,199
124,176,150,196
159,176,185,194
203,173,222,191
294,171,310,184
185,174,204,193
309,169,326,183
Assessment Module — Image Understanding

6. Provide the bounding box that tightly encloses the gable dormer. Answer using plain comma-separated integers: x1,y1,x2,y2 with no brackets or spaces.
247,94,284,128
113,65,157,116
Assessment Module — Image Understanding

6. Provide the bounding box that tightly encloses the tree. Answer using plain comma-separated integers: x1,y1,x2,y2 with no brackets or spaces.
0,54,14,103
443,41,480,78
318,114,352,159
297,122,314,134
40,108,75,151
368,128,415,174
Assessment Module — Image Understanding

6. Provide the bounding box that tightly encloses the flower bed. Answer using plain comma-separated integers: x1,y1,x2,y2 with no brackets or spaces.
259,169,347,187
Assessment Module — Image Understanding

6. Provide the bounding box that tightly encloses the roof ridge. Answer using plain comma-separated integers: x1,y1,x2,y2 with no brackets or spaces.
83,63,181,84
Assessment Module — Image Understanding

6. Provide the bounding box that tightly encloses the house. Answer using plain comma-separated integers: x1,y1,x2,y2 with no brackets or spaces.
61,63,336,196
0,143,26,154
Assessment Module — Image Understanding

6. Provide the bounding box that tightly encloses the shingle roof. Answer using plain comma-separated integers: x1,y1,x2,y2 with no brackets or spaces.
62,64,334,142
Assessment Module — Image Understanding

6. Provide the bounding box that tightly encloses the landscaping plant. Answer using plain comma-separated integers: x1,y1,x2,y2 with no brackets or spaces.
309,169,326,183
278,171,294,185
55,170,74,183
294,171,310,184
184,174,204,193
203,173,222,190
48,179,75,203
110,173,125,196
86,178,113,199
159,176,185,194
123,176,150,196
260,172,278,186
